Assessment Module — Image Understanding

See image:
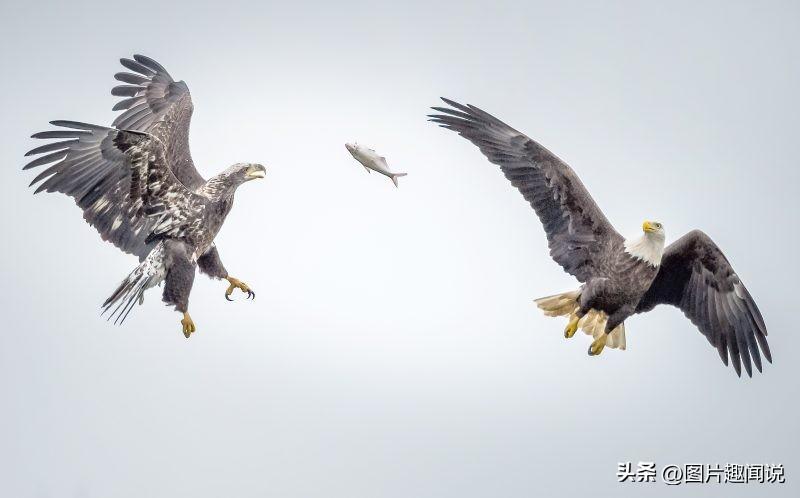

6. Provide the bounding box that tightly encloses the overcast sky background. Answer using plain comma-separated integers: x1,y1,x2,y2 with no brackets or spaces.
1,1,798,497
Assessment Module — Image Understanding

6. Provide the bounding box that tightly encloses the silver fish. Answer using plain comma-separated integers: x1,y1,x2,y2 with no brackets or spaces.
345,143,407,187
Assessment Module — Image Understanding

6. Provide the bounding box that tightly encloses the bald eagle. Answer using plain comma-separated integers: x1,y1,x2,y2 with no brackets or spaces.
24,55,266,337
429,98,771,377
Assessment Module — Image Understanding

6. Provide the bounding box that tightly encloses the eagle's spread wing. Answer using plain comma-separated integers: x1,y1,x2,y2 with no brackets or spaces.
113,130,204,243
25,121,156,259
429,98,622,282
636,230,771,377
112,54,205,189
24,122,201,259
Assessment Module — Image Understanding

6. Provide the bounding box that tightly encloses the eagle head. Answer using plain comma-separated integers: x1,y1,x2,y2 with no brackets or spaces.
642,220,665,239
224,163,266,184
624,220,666,266
202,163,266,200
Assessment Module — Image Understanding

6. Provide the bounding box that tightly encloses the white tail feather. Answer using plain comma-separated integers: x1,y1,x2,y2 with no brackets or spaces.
534,290,580,317
101,242,166,325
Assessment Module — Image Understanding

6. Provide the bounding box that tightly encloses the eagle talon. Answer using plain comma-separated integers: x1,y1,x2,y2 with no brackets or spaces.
181,312,196,338
564,315,580,338
588,334,607,356
225,276,255,301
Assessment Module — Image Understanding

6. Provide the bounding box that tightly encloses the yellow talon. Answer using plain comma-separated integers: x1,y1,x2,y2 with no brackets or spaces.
225,276,255,300
181,312,196,338
588,334,607,356
564,315,580,338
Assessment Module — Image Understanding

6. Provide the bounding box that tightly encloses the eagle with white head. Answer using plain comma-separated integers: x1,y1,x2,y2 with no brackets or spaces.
430,98,771,377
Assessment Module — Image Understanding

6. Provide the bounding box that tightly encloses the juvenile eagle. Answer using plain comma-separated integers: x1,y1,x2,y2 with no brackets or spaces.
430,98,771,377
24,54,266,337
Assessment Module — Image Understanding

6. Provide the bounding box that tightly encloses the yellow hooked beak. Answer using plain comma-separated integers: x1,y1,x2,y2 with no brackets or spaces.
642,220,656,233
245,164,266,180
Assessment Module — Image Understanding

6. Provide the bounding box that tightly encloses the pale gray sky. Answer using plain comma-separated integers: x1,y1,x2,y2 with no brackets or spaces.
1,1,798,497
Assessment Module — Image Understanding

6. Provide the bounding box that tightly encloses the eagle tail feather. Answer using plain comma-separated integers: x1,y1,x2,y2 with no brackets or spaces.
534,290,581,317
101,242,166,324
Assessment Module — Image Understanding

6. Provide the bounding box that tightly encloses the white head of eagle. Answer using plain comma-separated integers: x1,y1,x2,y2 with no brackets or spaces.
624,220,666,267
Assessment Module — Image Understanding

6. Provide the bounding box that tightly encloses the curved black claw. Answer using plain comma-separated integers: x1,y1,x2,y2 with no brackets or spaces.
225,292,234,301
247,290,255,300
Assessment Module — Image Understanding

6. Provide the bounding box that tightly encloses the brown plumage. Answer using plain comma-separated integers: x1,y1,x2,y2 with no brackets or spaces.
23,54,266,336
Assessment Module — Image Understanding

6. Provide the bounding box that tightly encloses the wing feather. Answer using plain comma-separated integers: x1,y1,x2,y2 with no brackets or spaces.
636,230,771,377
119,58,155,76
111,85,140,97
24,150,69,169
23,122,202,260
114,72,148,85
110,54,205,189
429,98,622,281
31,130,90,140
132,54,169,74
25,140,78,156
112,97,139,111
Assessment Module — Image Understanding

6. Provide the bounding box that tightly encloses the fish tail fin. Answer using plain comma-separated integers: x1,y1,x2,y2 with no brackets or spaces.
101,242,165,325
391,172,407,187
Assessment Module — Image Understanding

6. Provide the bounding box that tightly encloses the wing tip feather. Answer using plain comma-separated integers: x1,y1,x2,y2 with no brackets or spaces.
133,54,168,74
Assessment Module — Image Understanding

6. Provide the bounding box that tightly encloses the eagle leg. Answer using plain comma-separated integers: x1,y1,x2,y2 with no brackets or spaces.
181,312,196,338
161,240,197,336
588,307,630,355
588,334,607,356
564,314,580,338
225,276,255,301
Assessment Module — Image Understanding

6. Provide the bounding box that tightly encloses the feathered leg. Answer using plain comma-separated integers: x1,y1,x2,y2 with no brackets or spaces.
564,311,584,338
162,240,197,338
589,306,633,356
535,285,628,353
197,244,255,301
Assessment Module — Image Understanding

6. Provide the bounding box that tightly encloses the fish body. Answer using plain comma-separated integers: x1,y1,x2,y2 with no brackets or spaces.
345,143,407,187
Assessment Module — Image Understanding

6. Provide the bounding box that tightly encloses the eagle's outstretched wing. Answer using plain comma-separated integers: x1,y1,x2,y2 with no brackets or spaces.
112,54,205,189
429,98,623,282
113,129,205,244
24,122,201,259
636,230,771,377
